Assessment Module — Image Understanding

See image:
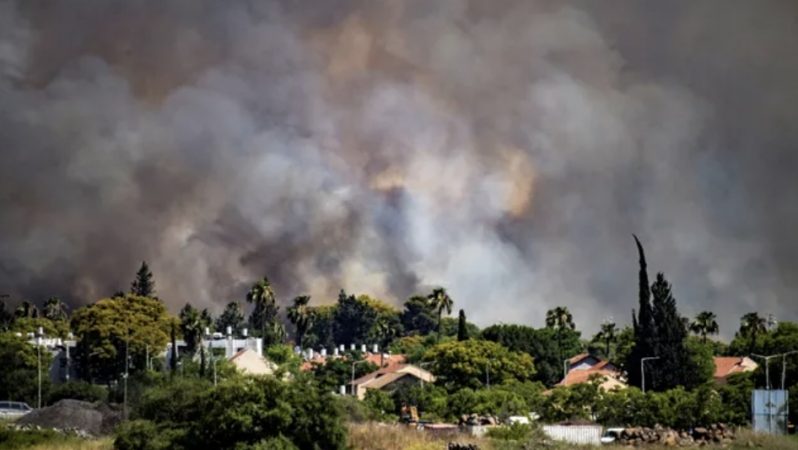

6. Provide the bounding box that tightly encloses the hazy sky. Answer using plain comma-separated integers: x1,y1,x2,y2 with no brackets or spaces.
1,1,797,337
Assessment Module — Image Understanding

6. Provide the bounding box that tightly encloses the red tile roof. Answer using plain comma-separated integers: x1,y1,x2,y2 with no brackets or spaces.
713,357,757,380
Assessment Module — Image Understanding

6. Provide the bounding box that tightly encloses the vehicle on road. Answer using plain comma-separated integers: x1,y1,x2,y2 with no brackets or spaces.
0,401,33,419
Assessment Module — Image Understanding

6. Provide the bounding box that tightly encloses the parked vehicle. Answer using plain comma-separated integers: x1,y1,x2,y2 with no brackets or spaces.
600,427,625,444
0,401,33,418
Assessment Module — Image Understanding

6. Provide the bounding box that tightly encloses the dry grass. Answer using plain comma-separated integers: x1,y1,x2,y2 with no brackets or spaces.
347,423,798,450
22,438,113,450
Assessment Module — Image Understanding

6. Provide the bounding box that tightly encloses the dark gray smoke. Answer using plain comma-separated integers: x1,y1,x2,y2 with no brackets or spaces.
1,0,796,336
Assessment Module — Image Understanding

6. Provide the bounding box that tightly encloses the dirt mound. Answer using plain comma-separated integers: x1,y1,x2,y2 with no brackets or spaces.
17,399,122,436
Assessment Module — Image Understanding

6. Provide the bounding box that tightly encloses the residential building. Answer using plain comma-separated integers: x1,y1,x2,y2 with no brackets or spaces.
350,364,435,400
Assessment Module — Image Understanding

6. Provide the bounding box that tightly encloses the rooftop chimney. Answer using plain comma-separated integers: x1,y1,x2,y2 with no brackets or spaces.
350,343,355,351
360,344,367,353
321,348,327,357
226,326,232,337
242,328,248,337
333,347,340,357
372,344,378,354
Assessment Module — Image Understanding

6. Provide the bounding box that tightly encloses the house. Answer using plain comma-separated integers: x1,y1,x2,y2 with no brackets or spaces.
228,348,278,376
713,357,758,384
557,353,626,391
350,364,435,400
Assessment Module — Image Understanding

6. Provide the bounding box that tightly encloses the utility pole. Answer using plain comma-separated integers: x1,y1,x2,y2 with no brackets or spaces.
36,327,43,409
123,324,129,421
641,356,660,394
752,353,779,390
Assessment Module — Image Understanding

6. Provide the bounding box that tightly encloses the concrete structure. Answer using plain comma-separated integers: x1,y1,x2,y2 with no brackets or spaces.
228,348,278,376
23,334,78,383
542,424,602,446
713,356,758,384
165,333,263,364
350,364,435,400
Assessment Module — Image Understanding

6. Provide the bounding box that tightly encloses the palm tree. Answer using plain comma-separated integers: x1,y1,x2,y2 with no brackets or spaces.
43,297,68,321
370,315,399,366
288,295,313,348
594,320,617,359
14,301,38,319
739,312,768,353
546,306,575,331
690,311,719,344
246,277,278,342
546,306,575,370
427,288,453,341
179,304,204,355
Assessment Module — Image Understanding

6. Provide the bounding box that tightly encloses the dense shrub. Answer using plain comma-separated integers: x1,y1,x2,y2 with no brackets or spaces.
115,376,347,450
47,381,107,405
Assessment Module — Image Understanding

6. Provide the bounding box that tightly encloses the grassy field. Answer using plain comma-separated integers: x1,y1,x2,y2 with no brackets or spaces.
347,422,798,450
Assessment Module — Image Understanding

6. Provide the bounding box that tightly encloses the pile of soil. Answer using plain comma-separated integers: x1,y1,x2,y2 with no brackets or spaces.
17,399,122,436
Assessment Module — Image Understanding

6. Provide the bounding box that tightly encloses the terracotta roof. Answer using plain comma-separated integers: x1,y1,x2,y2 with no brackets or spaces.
558,368,621,386
568,353,590,365
713,357,758,380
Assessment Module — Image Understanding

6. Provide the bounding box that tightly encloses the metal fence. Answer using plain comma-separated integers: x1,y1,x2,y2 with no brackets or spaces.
752,389,788,435
542,424,602,446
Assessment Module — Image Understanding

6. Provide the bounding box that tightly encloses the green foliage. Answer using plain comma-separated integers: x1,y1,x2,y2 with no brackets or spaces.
216,301,246,335
8,316,70,339
130,261,156,297
332,291,398,346
47,381,107,404
485,423,537,441
118,376,347,450
287,295,313,348
427,288,454,339
690,311,720,343
423,339,536,391
71,295,171,383
240,436,298,450
0,423,85,449
42,297,69,321
0,332,52,406
391,382,449,420
310,355,377,393
246,277,282,346
363,388,396,418
457,309,469,341
302,305,336,349
400,296,437,336
481,324,580,386
179,303,212,356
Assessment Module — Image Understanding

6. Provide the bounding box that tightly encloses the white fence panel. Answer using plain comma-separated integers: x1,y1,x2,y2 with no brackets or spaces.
542,424,602,446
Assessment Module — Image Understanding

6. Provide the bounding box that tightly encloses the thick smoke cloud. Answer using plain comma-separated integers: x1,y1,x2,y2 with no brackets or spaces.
1,0,796,336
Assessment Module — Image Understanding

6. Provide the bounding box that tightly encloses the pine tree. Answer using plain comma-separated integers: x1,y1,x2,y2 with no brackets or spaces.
130,261,155,297
627,235,655,388
457,309,469,341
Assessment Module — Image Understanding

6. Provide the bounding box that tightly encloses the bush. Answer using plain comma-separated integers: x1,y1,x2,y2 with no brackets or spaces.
337,395,374,423
117,376,347,450
47,381,107,405
0,423,70,450
485,422,537,441
364,389,396,418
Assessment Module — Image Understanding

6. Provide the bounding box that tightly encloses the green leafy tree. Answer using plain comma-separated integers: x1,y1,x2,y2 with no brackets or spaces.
368,313,401,352
481,324,581,387
332,291,380,345
310,355,377,394
9,317,70,338
400,295,438,336
545,306,576,372
42,297,68,321
423,340,536,391
71,295,171,383
216,301,245,335
302,305,336,349
130,261,156,297
427,288,453,341
287,295,313,348
246,277,281,346
690,311,719,343
0,332,52,406
0,296,12,330
457,309,469,341
15,300,39,319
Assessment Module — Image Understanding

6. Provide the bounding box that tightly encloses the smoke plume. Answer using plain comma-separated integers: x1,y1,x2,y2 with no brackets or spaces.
1,0,797,336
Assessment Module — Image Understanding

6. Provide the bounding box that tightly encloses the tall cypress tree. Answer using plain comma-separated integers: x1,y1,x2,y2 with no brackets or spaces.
457,309,469,341
627,235,655,388
130,261,155,297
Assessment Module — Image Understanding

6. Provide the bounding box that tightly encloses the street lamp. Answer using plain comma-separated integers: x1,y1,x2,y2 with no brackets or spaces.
751,353,780,390
641,356,660,394
781,351,798,390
